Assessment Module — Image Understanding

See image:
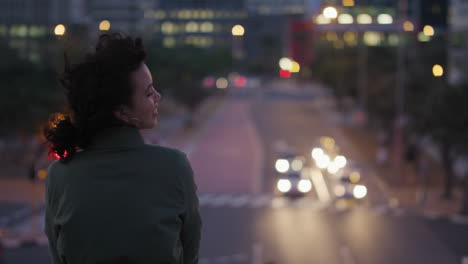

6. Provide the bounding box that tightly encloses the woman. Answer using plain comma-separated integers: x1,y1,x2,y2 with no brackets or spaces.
44,33,201,264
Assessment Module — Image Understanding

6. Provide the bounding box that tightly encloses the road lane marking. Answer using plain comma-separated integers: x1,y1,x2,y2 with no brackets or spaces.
230,194,251,208
198,193,216,206
250,194,272,208
340,246,357,264
310,168,331,202
211,194,233,207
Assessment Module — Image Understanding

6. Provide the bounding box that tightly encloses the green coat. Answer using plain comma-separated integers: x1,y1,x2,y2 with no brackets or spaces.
45,126,202,264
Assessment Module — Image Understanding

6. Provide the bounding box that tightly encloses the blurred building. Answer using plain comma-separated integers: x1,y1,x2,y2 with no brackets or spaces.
142,0,248,49
0,0,87,63
449,0,468,85
246,0,307,15
85,0,142,34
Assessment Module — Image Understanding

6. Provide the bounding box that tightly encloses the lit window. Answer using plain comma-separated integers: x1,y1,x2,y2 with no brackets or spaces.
206,10,214,18
163,37,176,48
343,31,357,46
334,40,344,49
0,25,6,36
200,10,208,19
326,32,338,41
185,21,198,32
377,14,393,24
363,31,382,46
388,34,399,46
338,14,353,24
155,11,166,19
200,22,214,32
16,25,28,37
315,14,331,24
28,26,41,37
161,22,176,34
178,10,189,19
342,0,355,6
357,14,372,24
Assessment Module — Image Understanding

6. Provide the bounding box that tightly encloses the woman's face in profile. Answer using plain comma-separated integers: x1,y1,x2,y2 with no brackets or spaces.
127,63,162,129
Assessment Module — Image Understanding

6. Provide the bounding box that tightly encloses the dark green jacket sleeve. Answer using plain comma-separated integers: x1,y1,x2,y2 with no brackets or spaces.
44,163,63,264
177,153,202,264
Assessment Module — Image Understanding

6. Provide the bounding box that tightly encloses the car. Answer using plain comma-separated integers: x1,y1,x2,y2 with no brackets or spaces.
276,170,313,196
332,169,367,200
274,152,312,196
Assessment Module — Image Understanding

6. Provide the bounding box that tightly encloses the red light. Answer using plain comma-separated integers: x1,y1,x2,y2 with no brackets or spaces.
234,76,247,87
203,77,216,88
279,69,291,78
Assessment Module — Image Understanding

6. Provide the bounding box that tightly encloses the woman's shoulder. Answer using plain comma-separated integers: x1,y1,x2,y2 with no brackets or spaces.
142,144,188,162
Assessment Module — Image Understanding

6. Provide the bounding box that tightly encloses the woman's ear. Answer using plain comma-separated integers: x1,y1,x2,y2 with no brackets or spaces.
114,105,130,123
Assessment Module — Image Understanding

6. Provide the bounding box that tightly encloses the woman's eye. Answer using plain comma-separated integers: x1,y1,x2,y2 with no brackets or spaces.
147,91,154,97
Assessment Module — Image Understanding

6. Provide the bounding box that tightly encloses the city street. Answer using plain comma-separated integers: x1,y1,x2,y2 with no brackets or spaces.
3,80,468,264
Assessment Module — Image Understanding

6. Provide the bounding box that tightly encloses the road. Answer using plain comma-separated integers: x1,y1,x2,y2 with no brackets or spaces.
3,79,468,264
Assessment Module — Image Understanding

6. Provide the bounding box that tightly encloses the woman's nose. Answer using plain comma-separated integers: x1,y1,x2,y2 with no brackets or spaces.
154,90,162,101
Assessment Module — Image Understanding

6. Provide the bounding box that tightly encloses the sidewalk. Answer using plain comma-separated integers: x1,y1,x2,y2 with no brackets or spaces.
309,80,466,221
342,123,464,219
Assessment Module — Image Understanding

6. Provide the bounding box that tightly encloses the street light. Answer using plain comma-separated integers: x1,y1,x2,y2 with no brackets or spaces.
423,25,435,37
279,57,293,71
99,20,111,31
291,61,300,73
54,24,66,36
323,6,338,19
432,64,444,77
342,0,355,6
231,24,245,36
403,21,414,32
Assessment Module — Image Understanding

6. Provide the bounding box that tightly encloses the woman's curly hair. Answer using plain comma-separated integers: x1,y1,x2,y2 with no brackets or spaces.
45,33,146,161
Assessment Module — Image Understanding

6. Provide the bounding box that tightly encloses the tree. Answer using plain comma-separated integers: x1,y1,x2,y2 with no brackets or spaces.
0,39,62,137
420,83,468,204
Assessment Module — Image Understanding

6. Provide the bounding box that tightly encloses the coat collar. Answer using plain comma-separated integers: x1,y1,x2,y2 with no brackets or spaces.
87,126,145,150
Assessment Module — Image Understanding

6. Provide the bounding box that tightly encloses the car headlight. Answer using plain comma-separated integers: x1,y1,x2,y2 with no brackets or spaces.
277,179,292,193
334,185,346,197
275,159,290,173
327,162,340,174
353,185,367,199
291,159,304,172
311,148,324,160
334,155,347,169
315,154,330,169
298,179,312,193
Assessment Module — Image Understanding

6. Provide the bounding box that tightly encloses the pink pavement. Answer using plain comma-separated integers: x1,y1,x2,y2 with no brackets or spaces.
0,178,44,205
173,99,263,194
